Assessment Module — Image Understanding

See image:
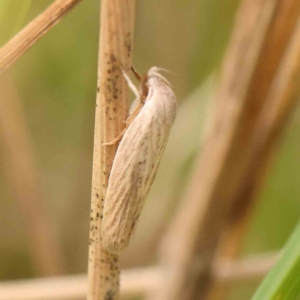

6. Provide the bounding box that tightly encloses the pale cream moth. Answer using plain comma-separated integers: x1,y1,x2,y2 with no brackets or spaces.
101,67,177,254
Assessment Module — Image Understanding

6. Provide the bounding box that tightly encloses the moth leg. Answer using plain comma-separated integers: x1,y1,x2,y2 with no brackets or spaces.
104,65,145,147
120,67,140,98
127,101,143,125
103,101,143,146
103,128,127,146
121,65,146,121
131,66,142,82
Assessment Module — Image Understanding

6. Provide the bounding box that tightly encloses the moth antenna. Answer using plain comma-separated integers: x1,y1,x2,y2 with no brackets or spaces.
148,67,173,87
151,67,177,76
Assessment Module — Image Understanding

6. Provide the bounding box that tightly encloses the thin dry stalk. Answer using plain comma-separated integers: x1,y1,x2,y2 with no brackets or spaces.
206,214,252,300
153,1,300,300
87,1,136,300
213,252,279,286
0,254,279,300
0,76,64,275
0,0,82,73
208,1,300,298
0,267,160,300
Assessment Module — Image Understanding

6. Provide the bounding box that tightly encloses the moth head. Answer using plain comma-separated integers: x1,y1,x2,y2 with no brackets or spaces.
138,67,174,103
147,67,173,88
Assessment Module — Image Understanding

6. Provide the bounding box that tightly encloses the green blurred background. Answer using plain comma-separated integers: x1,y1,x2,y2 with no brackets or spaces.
0,0,300,299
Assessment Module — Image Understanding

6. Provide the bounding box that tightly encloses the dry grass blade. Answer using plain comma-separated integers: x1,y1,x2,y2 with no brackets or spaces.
213,253,279,286
0,267,161,300
0,76,65,275
0,0,82,73
208,1,300,298
152,0,300,300
87,0,136,299
0,254,279,300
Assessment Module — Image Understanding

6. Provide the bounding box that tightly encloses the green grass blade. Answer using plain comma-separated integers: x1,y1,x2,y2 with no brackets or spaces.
251,222,300,300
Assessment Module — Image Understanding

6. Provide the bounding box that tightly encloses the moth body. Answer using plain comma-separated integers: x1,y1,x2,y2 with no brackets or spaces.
101,67,176,254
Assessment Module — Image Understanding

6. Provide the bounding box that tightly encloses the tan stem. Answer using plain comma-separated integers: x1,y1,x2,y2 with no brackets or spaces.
207,1,300,299
153,0,300,300
0,254,279,300
0,0,82,73
87,0,136,299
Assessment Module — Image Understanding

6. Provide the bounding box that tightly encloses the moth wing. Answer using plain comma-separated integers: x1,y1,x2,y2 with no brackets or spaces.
101,110,172,254
133,117,171,219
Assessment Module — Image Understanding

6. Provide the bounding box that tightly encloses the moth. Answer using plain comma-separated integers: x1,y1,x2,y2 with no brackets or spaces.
101,66,177,254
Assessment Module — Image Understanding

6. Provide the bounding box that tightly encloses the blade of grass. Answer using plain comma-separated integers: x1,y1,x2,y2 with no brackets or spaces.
0,254,279,300
251,223,300,300
207,1,300,298
0,0,82,73
153,1,300,299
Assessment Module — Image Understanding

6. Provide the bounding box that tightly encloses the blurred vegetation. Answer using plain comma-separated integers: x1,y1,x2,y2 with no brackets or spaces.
0,1,300,299
251,223,300,300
